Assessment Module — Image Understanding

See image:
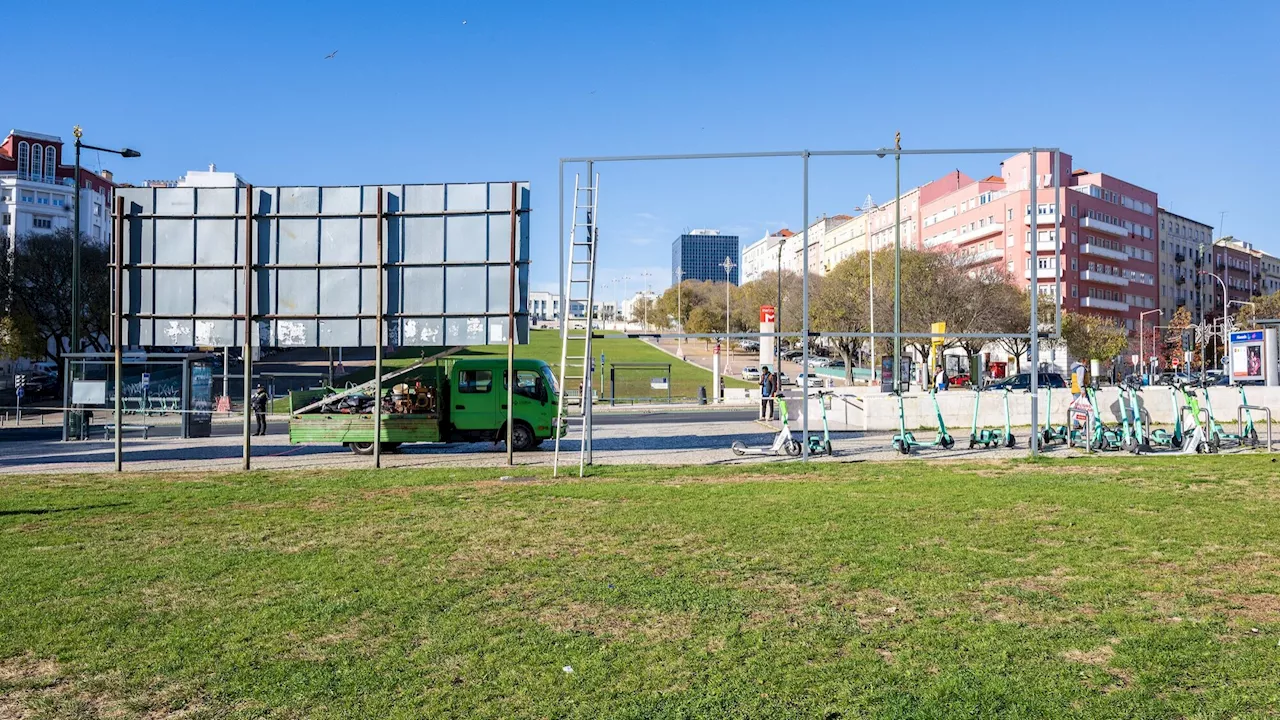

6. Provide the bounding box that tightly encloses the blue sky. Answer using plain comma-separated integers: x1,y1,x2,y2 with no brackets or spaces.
9,1,1277,299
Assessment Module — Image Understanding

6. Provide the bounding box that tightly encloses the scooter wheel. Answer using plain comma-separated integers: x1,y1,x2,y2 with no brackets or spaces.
1250,428,1260,447
941,436,955,450
784,439,802,457
1006,434,1016,449
731,441,746,456
824,440,833,456
1042,430,1052,446
1209,435,1220,454
1196,442,1207,454
969,437,977,449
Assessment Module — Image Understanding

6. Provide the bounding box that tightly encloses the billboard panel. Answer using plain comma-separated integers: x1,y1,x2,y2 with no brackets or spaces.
118,182,529,348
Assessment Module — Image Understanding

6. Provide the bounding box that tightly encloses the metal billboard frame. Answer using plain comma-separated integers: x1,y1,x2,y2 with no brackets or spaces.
108,181,531,472
559,141,1063,462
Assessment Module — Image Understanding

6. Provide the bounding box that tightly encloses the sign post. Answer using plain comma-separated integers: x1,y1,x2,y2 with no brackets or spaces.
14,375,24,426
759,305,776,371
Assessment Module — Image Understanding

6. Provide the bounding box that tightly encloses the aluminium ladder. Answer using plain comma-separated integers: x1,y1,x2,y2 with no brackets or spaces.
553,173,600,477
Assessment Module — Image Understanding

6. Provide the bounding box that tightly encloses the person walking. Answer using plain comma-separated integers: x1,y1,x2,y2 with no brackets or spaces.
934,365,949,392
251,385,269,436
759,368,775,420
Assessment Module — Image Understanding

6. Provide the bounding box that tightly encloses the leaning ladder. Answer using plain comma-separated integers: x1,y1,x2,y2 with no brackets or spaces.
553,173,599,477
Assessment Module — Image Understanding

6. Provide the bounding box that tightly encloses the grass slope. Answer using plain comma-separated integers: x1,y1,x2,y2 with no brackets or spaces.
2,457,1279,718
336,329,751,398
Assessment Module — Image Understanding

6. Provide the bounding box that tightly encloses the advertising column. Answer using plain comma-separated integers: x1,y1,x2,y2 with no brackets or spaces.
1230,329,1277,386
759,305,776,370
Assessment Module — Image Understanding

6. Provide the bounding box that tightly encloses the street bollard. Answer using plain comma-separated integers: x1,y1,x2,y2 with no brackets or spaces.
698,386,707,405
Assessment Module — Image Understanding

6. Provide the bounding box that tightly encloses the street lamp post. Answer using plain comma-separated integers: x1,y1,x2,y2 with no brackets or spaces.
67,126,140,441
640,271,652,332
855,196,877,366
1199,270,1229,373
1139,309,1162,385
676,268,685,358
721,255,736,371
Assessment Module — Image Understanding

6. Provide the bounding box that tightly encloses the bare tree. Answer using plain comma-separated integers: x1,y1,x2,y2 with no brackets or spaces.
8,229,112,363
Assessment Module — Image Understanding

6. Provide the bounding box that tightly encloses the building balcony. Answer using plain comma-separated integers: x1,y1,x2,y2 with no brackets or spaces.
1024,236,1061,254
1081,269,1130,287
1,172,75,188
960,248,1003,266
1175,252,1186,263
1081,242,1128,262
1080,217,1129,237
1025,212,1061,226
1081,296,1130,312
1024,265,1063,280
1176,275,1185,285
954,223,1003,245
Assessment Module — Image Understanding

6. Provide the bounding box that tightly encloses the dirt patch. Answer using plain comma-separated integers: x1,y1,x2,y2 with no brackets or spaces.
1220,593,1280,623
0,655,209,719
532,600,695,642
982,567,1076,595
1062,644,1114,666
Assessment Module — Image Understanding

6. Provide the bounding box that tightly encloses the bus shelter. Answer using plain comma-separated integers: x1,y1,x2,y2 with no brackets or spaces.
61,352,215,441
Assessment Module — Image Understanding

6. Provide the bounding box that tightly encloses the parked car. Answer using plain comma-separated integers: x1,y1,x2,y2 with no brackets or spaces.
947,373,971,388
738,340,760,351
990,372,1066,391
776,370,793,386
741,366,761,381
782,350,804,362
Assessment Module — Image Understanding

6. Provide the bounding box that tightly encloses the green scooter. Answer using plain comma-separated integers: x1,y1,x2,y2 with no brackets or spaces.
1042,384,1068,446
1200,384,1257,449
1121,379,1153,454
969,385,1016,448
1086,386,1122,451
806,391,835,456
1147,385,1183,449
968,386,998,448
1181,383,1219,453
892,387,956,454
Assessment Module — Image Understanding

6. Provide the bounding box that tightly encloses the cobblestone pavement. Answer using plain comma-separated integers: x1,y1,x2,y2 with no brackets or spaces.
1,413,1210,475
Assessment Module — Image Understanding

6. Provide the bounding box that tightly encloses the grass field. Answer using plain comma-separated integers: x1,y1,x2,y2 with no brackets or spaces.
2,457,1279,718
336,329,752,399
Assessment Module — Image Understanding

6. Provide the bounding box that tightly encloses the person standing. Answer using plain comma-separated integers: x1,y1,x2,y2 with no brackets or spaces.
251,385,269,436
759,368,775,420
934,365,948,392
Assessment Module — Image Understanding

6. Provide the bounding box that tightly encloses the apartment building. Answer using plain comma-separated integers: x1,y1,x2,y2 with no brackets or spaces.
741,229,795,283
0,129,115,246
1156,210,1213,320
1206,237,1279,317
820,214,867,272
916,151,1159,332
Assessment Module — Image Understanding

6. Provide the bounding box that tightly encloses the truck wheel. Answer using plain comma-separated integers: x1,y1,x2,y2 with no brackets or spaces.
350,441,375,456
510,422,537,452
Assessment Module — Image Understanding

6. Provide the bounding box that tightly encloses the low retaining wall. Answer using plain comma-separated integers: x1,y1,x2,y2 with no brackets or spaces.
788,386,1279,433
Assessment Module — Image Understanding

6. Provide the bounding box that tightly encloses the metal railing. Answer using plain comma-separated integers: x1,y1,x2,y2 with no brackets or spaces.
1238,405,1273,452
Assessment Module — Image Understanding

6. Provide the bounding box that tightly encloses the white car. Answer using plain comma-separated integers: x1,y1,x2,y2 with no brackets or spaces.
776,371,793,386
741,366,761,381
807,357,830,368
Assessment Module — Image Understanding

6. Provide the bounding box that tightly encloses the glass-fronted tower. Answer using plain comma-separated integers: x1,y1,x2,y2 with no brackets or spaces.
672,229,740,286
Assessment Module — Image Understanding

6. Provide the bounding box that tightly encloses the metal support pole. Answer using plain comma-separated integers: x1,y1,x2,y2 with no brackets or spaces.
65,136,83,443
242,185,254,470
558,161,565,341
1053,150,1062,339
892,133,902,393
506,181,517,466
374,188,385,469
112,196,124,472
801,151,810,458
1029,149,1040,458
583,161,593,466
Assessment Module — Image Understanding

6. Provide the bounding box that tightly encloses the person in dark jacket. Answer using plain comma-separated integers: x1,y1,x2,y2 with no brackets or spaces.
759,368,775,420
251,385,269,436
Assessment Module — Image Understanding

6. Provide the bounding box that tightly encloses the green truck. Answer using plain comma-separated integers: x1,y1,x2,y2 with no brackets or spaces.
288,357,561,454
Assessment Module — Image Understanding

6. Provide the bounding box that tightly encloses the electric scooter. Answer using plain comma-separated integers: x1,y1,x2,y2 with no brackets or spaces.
1237,384,1260,447
1086,386,1122,451
1042,384,1068,446
732,395,801,457
1180,382,1218,453
805,390,835,456
1199,384,1256,449
1121,379,1153,454
891,387,955,454
1146,385,1183,449
968,386,998,448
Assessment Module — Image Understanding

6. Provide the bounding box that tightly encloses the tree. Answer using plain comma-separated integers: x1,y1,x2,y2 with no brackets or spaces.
945,265,1018,373
628,296,656,327
7,229,112,364
810,256,870,382
1234,290,1280,330
993,287,1056,373
1162,306,1198,371
1062,311,1128,368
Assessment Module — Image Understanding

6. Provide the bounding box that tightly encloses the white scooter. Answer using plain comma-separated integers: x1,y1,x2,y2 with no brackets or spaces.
732,395,802,457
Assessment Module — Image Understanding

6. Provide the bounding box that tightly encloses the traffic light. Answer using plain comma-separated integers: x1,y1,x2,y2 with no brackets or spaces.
14,374,25,388
1182,330,1193,352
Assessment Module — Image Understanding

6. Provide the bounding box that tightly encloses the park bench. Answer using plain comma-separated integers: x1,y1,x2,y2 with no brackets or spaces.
103,423,153,440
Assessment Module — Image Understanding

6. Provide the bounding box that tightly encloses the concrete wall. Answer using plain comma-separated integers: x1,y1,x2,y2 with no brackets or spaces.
800,386,1279,433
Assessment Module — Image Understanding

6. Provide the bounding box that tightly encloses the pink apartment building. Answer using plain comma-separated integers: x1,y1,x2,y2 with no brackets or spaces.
915,151,1159,333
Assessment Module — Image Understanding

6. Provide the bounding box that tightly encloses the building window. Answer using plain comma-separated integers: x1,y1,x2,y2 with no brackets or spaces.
32,217,53,229
52,196,65,207
1070,204,1077,218
1,213,9,226
20,192,35,204
1007,208,1013,221
1071,284,1078,298
17,141,29,178
30,144,43,181
44,145,56,180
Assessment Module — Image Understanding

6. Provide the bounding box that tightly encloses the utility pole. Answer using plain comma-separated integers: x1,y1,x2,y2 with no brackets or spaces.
776,234,784,371
855,195,877,366
892,133,902,392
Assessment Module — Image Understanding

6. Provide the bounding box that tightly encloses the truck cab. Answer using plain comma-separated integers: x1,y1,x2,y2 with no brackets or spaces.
288,357,560,453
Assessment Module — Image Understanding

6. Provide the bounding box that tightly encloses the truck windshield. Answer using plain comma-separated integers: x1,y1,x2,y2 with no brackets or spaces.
541,366,558,396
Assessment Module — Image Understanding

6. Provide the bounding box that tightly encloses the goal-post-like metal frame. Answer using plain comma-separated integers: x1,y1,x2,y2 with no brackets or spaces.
559,143,1064,465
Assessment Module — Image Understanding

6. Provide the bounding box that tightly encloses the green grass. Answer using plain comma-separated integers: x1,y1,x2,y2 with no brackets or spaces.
335,329,751,400
2,457,1279,718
